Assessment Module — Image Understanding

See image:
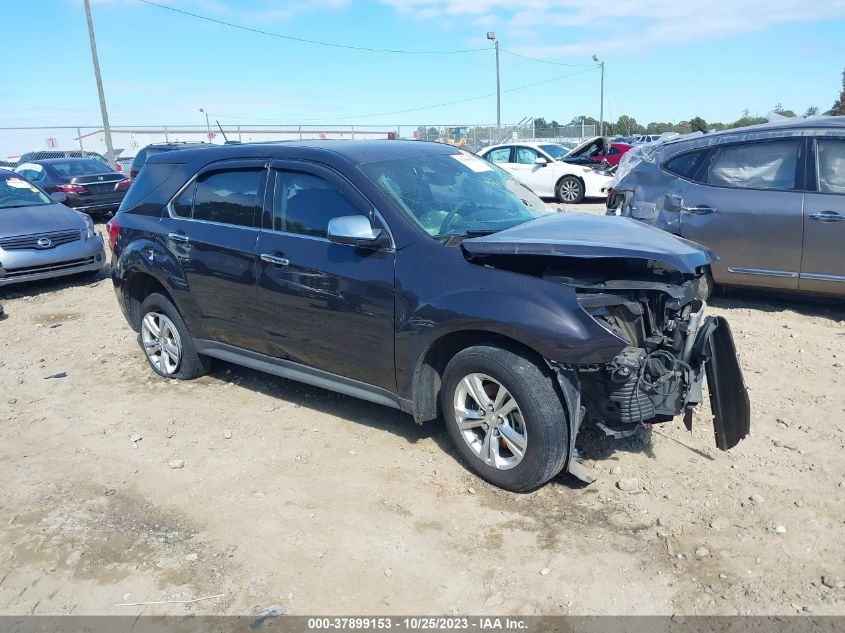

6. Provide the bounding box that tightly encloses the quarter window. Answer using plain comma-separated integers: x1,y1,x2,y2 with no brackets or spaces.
172,181,195,217
706,140,800,190
664,149,708,181
816,139,845,194
192,169,262,226
272,171,360,238
485,147,511,164
514,147,540,164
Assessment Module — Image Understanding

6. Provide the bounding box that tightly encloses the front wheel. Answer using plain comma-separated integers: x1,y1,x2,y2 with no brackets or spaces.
556,176,584,204
441,345,569,492
138,293,209,380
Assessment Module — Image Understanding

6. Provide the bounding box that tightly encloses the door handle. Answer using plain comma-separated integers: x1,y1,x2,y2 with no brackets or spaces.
808,211,845,222
681,205,716,215
260,253,290,267
168,232,190,244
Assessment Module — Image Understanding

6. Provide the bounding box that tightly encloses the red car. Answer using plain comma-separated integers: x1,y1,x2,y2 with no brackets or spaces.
562,137,631,167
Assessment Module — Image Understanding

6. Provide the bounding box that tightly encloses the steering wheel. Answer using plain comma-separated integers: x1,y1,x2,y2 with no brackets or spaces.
439,201,478,234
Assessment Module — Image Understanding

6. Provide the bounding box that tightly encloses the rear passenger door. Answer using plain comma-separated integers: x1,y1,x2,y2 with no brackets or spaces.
674,139,804,291
253,161,396,391
800,137,845,294
161,159,266,350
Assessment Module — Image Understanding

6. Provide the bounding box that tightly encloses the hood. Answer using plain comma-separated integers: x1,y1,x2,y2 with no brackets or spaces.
462,212,716,275
565,136,608,158
0,203,85,237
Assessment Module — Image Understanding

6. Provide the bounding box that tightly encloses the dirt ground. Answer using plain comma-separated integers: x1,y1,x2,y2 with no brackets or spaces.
1,209,844,617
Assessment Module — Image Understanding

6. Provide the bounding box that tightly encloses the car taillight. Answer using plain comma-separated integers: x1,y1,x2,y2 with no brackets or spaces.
56,183,88,194
607,188,626,211
115,179,131,191
106,216,120,252
115,163,123,172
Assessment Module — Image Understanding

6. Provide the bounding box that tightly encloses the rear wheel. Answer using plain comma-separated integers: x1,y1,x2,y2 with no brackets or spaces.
138,293,209,380
441,344,569,492
556,176,584,204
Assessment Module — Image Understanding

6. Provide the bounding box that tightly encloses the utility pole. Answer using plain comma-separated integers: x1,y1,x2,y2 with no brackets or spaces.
593,55,605,137
487,32,500,138
84,0,115,167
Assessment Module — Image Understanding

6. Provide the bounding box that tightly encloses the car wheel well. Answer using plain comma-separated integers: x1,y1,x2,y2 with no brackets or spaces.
412,330,547,423
124,273,173,331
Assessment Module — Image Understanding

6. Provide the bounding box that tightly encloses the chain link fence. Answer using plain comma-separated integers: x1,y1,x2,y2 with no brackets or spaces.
0,123,597,166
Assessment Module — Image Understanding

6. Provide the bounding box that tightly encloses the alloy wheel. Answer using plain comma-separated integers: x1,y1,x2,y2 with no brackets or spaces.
141,311,182,375
453,373,527,470
560,180,581,202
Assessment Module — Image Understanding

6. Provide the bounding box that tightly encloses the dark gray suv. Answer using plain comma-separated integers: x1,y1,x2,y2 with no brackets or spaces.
607,116,845,298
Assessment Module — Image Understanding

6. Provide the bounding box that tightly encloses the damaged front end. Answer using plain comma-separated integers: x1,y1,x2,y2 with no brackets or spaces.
545,261,750,482
462,215,750,482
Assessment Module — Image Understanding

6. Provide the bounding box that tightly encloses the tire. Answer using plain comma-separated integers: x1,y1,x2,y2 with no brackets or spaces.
441,344,569,492
138,292,209,380
556,176,584,204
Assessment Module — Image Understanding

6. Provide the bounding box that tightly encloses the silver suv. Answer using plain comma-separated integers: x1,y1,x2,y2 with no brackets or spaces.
608,116,845,297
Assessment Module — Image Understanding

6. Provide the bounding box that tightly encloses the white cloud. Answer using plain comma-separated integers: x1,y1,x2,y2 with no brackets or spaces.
380,0,845,57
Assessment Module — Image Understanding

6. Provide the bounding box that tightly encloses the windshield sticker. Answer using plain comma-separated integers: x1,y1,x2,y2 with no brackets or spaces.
451,153,493,173
6,178,32,189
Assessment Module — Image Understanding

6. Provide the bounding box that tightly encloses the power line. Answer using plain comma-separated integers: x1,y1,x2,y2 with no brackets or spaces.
136,0,490,54
210,66,599,122
499,48,597,67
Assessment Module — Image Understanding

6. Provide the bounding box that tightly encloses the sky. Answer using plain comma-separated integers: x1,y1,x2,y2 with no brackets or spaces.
2,0,845,133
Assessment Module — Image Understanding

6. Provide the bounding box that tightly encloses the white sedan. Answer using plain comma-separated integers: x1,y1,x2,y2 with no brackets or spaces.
478,142,612,203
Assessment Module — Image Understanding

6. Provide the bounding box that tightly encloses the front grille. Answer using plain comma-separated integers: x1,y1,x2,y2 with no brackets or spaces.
1,256,96,279
0,229,82,250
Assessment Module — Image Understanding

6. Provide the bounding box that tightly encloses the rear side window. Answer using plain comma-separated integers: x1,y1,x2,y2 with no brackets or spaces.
193,169,262,227
706,140,800,190
485,147,511,164
172,181,195,217
664,149,708,181
272,171,360,238
816,139,845,194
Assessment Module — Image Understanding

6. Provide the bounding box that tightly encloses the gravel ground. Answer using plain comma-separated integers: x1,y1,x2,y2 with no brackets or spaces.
1,215,843,617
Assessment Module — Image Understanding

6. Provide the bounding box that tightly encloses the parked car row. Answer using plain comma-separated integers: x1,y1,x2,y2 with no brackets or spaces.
607,116,845,298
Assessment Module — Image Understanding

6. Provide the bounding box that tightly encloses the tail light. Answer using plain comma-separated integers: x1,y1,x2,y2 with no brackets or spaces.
115,163,123,172
106,216,120,252
606,188,626,211
56,183,88,194
115,179,131,192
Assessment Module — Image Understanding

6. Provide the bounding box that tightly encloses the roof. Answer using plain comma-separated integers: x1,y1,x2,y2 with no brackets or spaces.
147,139,462,166
662,115,845,150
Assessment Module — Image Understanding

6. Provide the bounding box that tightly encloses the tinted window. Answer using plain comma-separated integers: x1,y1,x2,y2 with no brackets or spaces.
816,139,845,194
539,144,568,160
172,181,195,217
664,149,708,181
707,140,799,190
486,147,511,163
515,147,540,164
273,171,360,238
193,169,261,226
49,159,114,177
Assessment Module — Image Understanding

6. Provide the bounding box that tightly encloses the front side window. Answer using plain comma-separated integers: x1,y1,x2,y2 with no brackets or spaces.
514,147,540,164
816,139,845,194
360,151,552,239
707,140,800,190
272,171,360,238
485,147,511,164
664,149,708,181
193,169,261,226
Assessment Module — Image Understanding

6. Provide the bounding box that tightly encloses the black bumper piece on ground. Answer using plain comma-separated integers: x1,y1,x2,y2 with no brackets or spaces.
694,316,751,450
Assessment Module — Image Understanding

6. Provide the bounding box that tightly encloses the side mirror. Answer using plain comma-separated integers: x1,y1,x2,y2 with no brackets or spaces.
327,215,389,249
50,192,67,204
534,157,548,167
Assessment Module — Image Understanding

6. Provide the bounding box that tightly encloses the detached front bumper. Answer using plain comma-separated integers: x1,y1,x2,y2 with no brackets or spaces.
0,234,106,286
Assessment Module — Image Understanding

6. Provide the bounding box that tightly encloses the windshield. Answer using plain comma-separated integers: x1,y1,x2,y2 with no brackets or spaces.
360,152,552,239
0,173,52,209
539,144,570,160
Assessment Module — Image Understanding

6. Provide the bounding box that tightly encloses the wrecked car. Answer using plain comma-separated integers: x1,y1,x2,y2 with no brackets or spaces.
607,116,845,298
562,135,632,167
107,140,749,492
